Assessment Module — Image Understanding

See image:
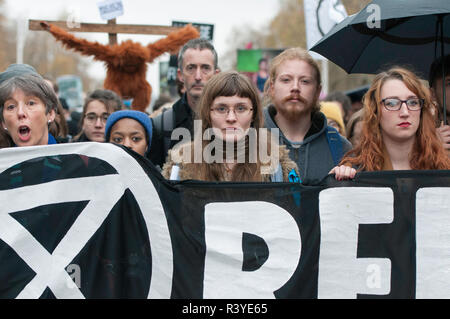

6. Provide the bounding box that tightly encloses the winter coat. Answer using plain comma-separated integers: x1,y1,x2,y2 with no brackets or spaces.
161,141,299,182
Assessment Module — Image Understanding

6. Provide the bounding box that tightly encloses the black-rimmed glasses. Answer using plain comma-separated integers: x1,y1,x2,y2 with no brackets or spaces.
381,98,424,111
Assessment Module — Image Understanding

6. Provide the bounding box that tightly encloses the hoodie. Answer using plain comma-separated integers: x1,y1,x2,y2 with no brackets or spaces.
264,105,352,185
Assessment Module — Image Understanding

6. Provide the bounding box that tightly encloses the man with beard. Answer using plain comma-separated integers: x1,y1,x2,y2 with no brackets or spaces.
150,38,220,168
263,47,352,185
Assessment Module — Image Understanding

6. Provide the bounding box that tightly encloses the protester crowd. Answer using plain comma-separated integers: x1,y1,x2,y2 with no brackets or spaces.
1,37,450,184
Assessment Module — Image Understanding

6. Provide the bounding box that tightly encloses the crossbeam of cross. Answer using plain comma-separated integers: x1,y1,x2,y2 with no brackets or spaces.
29,19,185,45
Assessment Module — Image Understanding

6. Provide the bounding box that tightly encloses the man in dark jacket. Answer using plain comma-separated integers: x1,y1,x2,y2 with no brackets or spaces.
263,48,352,185
149,39,220,168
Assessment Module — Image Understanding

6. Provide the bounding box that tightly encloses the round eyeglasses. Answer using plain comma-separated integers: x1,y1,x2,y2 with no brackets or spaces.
85,112,110,124
210,105,253,117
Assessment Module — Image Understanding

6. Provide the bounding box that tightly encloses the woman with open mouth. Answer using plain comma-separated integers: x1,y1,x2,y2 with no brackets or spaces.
330,67,450,180
161,71,300,183
0,73,58,147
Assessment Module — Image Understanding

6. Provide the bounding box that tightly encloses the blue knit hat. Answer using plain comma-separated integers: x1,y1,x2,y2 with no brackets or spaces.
105,110,153,151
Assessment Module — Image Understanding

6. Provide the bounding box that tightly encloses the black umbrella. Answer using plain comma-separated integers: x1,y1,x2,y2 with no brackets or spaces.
344,85,370,103
310,0,450,122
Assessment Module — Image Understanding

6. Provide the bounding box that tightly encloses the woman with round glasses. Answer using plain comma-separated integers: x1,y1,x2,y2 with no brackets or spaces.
331,67,450,180
73,89,121,142
162,71,299,182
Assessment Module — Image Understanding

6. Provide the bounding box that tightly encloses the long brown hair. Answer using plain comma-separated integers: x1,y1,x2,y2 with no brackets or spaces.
341,67,450,171
49,101,69,138
183,71,274,181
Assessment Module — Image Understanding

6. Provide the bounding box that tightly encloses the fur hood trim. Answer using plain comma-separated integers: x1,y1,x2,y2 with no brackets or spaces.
162,142,299,182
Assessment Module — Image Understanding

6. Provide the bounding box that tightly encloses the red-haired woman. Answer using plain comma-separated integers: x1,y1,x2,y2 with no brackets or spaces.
331,67,450,180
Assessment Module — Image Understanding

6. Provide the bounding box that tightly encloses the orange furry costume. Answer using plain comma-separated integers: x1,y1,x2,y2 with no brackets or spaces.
40,22,199,112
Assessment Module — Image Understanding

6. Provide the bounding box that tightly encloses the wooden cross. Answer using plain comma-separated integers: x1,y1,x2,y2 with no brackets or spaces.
29,19,184,45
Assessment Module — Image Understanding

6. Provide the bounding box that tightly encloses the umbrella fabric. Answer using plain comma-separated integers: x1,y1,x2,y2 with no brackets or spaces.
344,85,370,103
310,0,450,79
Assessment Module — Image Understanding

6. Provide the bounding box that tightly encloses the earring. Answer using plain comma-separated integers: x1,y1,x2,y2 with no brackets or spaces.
3,127,7,131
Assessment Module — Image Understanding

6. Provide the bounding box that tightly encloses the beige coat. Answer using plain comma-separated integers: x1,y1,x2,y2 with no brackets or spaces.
161,142,299,182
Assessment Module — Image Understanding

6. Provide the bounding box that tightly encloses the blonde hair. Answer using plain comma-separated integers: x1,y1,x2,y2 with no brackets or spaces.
320,101,346,135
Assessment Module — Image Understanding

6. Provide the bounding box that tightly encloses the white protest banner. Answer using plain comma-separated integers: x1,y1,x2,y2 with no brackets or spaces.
303,0,347,60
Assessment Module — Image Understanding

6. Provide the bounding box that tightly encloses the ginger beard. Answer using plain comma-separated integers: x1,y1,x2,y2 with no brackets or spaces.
269,59,321,120
277,93,317,119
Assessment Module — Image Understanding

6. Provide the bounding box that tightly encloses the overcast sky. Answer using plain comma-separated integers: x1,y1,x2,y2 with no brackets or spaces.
4,0,281,98
5,0,280,54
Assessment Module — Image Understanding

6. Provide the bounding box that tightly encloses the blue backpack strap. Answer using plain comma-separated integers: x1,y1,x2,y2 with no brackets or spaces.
325,126,343,166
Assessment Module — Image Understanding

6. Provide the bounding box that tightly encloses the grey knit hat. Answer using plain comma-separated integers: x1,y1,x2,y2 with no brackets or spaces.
0,64,41,85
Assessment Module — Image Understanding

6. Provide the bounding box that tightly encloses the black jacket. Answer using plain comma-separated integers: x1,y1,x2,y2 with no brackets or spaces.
148,93,195,168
